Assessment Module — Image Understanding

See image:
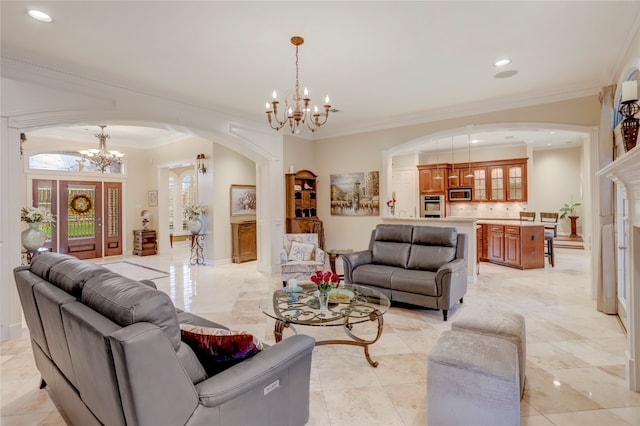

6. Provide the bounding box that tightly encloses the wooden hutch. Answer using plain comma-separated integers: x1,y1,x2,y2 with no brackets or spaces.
285,170,324,248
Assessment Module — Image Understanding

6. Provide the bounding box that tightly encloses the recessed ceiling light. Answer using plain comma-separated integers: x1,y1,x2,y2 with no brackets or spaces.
494,58,511,67
28,9,52,22
547,143,552,146
471,139,481,144
550,131,556,134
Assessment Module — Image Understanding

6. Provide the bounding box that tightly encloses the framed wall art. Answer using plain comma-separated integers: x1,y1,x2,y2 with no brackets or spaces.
330,171,379,216
148,190,158,206
230,184,257,216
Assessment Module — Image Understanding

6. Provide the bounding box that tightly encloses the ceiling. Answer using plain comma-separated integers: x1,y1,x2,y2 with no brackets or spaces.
2,1,639,149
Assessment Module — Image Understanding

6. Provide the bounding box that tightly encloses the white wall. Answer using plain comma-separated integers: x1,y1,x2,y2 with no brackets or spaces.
532,147,583,235
213,144,256,262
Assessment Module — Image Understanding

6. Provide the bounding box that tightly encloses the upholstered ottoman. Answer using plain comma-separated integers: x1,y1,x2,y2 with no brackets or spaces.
427,330,520,426
451,308,526,397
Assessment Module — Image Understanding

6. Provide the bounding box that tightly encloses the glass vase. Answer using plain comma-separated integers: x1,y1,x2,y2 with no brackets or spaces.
21,222,46,252
318,289,330,313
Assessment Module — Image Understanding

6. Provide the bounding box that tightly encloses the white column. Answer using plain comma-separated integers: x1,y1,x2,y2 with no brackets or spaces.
0,119,26,340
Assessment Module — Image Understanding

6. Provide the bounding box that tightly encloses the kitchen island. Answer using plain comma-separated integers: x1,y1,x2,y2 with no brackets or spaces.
477,220,545,270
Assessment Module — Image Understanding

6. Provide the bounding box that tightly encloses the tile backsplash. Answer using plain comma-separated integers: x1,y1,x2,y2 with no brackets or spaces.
447,202,530,219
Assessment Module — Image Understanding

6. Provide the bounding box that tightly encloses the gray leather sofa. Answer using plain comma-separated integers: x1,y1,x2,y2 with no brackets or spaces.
342,224,468,320
14,252,315,426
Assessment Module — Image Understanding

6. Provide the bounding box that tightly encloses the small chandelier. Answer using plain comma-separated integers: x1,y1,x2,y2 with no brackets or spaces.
79,125,124,173
265,36,331,134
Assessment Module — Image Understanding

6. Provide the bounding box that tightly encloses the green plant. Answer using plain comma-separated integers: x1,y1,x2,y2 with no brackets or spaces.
559,202,581,219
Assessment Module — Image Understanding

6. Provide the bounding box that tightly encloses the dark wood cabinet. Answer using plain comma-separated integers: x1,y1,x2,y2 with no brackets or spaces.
447,165,474,188
417,166,446,194
285,170,324,248
231,221,257,263
487,225,504,262
481,223,543,269
419,158,527,202
133,230,156,256
504,226,521,266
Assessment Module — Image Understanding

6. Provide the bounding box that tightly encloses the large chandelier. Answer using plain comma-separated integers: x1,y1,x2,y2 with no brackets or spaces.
265,36,331,134
78,125,124,173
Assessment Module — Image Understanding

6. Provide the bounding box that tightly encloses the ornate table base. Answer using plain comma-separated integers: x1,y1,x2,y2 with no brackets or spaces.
273,310,384,367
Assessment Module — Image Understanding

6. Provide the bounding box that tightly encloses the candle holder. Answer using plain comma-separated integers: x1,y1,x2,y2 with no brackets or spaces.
619,100,639,152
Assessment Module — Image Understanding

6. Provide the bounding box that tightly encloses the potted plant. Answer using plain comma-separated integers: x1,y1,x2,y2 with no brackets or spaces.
559,202,581,237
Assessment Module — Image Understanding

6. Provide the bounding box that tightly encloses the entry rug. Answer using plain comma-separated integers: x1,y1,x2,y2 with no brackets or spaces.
101,261,169,281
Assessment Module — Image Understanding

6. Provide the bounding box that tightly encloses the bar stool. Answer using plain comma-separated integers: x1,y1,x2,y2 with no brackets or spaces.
544,230,555,267
540,212,558,267
519,211,536,221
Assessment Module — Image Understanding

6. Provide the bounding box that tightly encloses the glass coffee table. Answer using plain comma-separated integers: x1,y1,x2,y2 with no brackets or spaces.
260,283,390,367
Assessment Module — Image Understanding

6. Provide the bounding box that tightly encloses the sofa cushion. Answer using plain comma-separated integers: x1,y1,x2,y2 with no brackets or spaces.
352,264,400,289
374,224,414,243
390,268,438,296
81,272,182,351
407,226,458,271
371,224,413,268
30,252,73,281
180,324,263,376
49,258,108,298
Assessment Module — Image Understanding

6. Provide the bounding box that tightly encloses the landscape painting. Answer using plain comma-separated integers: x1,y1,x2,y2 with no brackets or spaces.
330,171,379,216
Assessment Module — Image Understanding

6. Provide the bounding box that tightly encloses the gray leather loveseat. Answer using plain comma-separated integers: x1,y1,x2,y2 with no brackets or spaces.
342,224,468,320
14,252,315,426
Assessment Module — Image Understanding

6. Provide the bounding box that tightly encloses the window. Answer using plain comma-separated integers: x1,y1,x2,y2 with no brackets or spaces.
29,152,124,174
181,175,196,231
168,176,175,231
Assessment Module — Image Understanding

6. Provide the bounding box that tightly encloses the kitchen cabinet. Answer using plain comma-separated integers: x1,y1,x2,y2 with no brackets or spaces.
473,167,488,201
231,221,257,263
486,159,527,202
481,222,543,269
506,164,526,201
487,224,505,262
417,158,527,202
132,229,156,256
418,166,446,194
448,164,474,188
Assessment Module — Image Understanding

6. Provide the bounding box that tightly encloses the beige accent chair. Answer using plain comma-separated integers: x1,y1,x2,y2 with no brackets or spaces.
280,233,326,286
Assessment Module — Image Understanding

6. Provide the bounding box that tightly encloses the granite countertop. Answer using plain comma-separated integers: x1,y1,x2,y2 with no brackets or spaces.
477,219,549,227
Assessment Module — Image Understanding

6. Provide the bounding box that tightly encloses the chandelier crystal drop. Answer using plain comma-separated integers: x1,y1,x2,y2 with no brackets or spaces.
78,125,124,173
265,36,332,134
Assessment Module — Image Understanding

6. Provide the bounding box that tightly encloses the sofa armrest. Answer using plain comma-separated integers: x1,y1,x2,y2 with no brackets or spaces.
280,249,289,264
435,258,468,308
195,334,315,408
342,250,372,283
436,258,466,278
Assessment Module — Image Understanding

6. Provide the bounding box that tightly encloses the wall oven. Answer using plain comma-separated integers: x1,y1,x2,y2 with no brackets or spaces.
420,195,445,218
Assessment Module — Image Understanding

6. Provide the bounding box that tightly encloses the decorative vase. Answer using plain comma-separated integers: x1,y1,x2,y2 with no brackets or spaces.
21,222,46,252
318,289,330,313
188,216,203,235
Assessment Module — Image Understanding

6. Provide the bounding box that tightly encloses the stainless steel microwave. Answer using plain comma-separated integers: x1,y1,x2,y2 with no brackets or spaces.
448,187,472,201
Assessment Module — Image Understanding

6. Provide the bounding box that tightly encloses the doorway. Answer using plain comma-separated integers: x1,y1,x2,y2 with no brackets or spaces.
32,179,122,259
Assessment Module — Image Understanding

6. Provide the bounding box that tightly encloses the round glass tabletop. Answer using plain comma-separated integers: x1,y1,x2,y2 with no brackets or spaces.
260,283,390,326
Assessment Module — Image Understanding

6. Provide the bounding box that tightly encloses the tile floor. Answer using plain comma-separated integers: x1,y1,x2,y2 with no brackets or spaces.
2,242,640,425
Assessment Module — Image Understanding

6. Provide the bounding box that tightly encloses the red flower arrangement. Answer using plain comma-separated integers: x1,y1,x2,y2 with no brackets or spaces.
386,198,396,207
310,270,339,292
